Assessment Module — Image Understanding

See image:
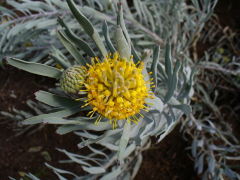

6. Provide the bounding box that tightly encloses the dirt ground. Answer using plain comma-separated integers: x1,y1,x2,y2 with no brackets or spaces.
0,0,239,179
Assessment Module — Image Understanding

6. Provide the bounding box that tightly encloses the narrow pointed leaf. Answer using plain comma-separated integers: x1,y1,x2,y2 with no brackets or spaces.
58,16,96,57
114,27,131,61
35,90,83,108
117,3,131,49
82,166,106,174
56,30,87,66
151,45,160,93
49,53,70,70
102,20,116,54
164,59,181,104
117,121,131,164
6,57,62,79
66,0,107,57
22,105,82,125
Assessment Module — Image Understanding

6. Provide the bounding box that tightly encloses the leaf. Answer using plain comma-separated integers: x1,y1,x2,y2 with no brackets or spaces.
170,104,192,115
208,155,215,173
114,26,131,61
99,167,121,180
6,57,62,79
145,95,163,113
117,120,131,164
197,153,205,174
131,43,140,63
66,0,107,57
165,42,172,79
57,16,96,57
102,20,116,54
22,105,83,125
18,171,26,177
131,154,143,179
28,146,42,152
191,138,197,157
45,163,78,178
82,166,106,174
117,3,131,49
151,45,160,93
164,59,181,104
56,30,87,66
87,145,109,161
66,0,94,37
35,90,83,108
48,53,70,70
40,151,52,161
56,120,111,135
77,128,123,148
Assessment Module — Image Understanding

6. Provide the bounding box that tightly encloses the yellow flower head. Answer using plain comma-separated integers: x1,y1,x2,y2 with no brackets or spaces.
77,52,155,129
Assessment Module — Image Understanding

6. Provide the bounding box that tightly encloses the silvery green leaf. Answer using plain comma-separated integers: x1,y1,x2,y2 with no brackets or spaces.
58,16,96,58
100,143,119,151
191,138,197,157
137,41,156,46
6,57,62,79
117,3,131,50
140,115,154,140
170,104,191,115
56,120,111,135
102,20,116,54
25,173,40,180
57,30,87,66
42,117,94,124
145,95,163,113
82,166,106,174
56,148,102,167
122,172,131,180
36,19,57,29
78,128,123,148
151,45,160,93
63,151,92,167
35,91,83,108
87,145,109,161
48,53,70,70
208,155,215,173
164,59,181,104
197,153,205,174
66,0,107,57
122,144,135,160
131,43,141,63
114,26,131,61
66,0,93,36
131,154,143,179
162,112,171,127
130,116,143,138
45,163,78,178
225,156,240,160
99,167,121,180
117,121,131,164
177,67,196,100
165,42,172,79
53,170,67,180
22,105,82,125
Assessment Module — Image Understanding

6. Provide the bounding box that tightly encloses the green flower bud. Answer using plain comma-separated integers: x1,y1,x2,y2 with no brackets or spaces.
60,65,86,98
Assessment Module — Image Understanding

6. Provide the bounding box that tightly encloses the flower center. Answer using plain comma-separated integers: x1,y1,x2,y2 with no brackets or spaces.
78,52,154,128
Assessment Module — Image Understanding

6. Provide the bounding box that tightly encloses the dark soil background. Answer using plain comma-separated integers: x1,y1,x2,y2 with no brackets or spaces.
0,0,239,179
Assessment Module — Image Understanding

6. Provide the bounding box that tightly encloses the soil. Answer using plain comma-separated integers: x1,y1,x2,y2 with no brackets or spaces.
1,0,240,180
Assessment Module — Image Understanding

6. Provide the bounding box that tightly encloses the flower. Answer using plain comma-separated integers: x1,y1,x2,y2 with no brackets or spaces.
74,52,155,129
